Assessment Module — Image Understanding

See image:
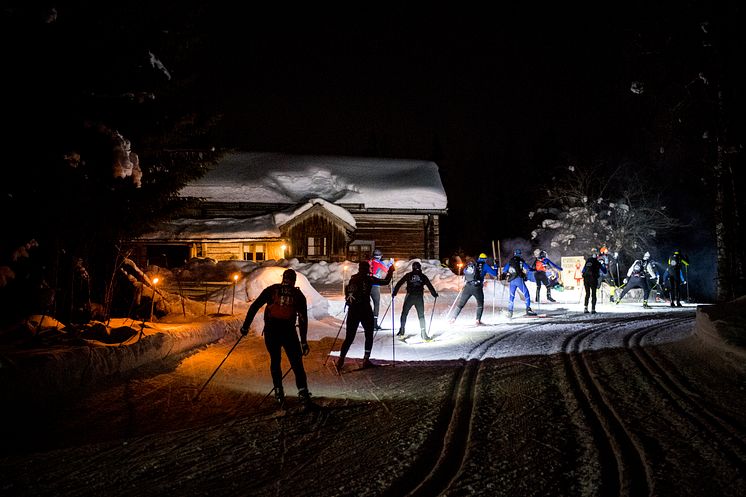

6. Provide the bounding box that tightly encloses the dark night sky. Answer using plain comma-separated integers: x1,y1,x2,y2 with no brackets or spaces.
5,2,744,260
191,5,724,256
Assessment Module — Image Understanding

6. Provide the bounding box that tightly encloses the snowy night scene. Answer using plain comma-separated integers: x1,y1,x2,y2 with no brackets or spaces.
1,3,745,497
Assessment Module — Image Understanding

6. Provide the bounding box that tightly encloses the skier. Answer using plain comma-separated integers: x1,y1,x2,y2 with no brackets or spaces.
615,251,659,308
597,246,618,301
581,252,607,313
336,260,394,371
667,249,689,307
500,249,537,318
531,249,562,303
368,248,393,330
392,261,439,340
240,269,316,410
447,253,497,325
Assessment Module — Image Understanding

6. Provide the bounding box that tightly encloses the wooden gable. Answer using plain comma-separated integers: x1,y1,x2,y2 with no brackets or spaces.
278,203,354,262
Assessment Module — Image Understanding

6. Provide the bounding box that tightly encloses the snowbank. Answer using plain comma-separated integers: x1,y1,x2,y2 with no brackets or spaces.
242,266,328,320
694,298,746,356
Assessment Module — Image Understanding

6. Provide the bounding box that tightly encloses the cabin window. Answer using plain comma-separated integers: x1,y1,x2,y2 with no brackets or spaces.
308,236,327,256
348,240,373,262
243,243,265,261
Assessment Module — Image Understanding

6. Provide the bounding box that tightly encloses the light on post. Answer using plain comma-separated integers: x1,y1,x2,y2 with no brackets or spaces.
149,276,160,323
231,273,239,315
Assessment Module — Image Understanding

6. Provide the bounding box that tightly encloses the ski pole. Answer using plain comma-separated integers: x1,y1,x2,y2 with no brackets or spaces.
446,286,465,320
391,294,396,367
324,305,348,366
427,295,438,337
378,298,392,329
193,334,244,402
685,265,690,302
257,366,293,408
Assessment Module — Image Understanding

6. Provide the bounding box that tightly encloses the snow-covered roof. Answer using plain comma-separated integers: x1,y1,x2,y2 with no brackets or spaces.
179,152,448,210
274,198,356,229
137,215,280,241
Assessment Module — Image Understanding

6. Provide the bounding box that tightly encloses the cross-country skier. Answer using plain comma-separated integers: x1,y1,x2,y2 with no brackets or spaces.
500,249,537,318
336,260,394,371
240,269,317,410
595,246,616,300
392,261,438,340
615,251,659,308
666,249,689,307
447,253,497,325
369,248,393,330
531,249,562,303
582,252,607,313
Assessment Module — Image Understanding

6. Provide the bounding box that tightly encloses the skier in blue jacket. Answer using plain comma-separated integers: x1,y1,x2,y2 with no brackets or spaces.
447,253,497,325
501,249,537,318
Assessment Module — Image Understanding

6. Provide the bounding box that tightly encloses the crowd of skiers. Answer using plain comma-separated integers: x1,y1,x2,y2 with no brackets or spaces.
239,245,690,410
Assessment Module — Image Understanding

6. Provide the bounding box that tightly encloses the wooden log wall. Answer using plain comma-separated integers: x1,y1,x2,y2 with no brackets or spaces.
353,213,440,260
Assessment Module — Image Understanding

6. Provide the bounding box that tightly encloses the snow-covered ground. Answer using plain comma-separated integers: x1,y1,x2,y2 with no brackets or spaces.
1,260,744,497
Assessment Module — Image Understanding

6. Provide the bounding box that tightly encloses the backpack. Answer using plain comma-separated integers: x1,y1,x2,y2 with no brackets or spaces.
583,259,597,279
267,285,297,321
407,273,425,292
369,259,388,279
345,274,369,305
508,257,525,281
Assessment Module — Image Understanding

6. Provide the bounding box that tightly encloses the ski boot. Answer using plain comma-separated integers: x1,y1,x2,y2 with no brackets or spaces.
591,308,597,314
547,295,557,303
274,387,286,408
525,307,537,316
397,328,405,337
335,356,345,372
676,301,683,307
373,316,381,331
298,388,320,412
421,328,430,341
361,353,375,369
642,300,651,309
475,319,483,326
670,301,676,307
584,307,589,314
506,310,513,319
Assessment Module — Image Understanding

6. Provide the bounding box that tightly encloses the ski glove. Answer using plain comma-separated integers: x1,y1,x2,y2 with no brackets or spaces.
301,342,310,356
240,326,249,336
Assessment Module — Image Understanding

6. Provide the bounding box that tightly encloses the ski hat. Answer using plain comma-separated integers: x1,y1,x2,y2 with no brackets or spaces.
358,260,370,273
477,253,488,261
281,269,296,285
412,261,422,272
643,251,650,260
373,248,383,259
539,250,547,258
600,246,609,254
533,249,541,258
514,249,522,256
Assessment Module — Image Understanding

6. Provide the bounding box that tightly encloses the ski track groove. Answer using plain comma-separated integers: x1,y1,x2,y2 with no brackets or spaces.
560,319,654,497
381,323,536,497
625,318,746,470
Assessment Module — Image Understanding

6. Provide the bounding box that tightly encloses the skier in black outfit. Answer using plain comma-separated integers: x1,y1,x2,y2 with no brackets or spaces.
448,253,497,325
615,251,658,308
581,252,606,313
240,269,316,409
667,249,689,307
392,261,438,340
337,260,394,371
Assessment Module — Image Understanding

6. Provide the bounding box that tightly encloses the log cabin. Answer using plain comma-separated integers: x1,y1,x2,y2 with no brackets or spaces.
130,152,448,267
